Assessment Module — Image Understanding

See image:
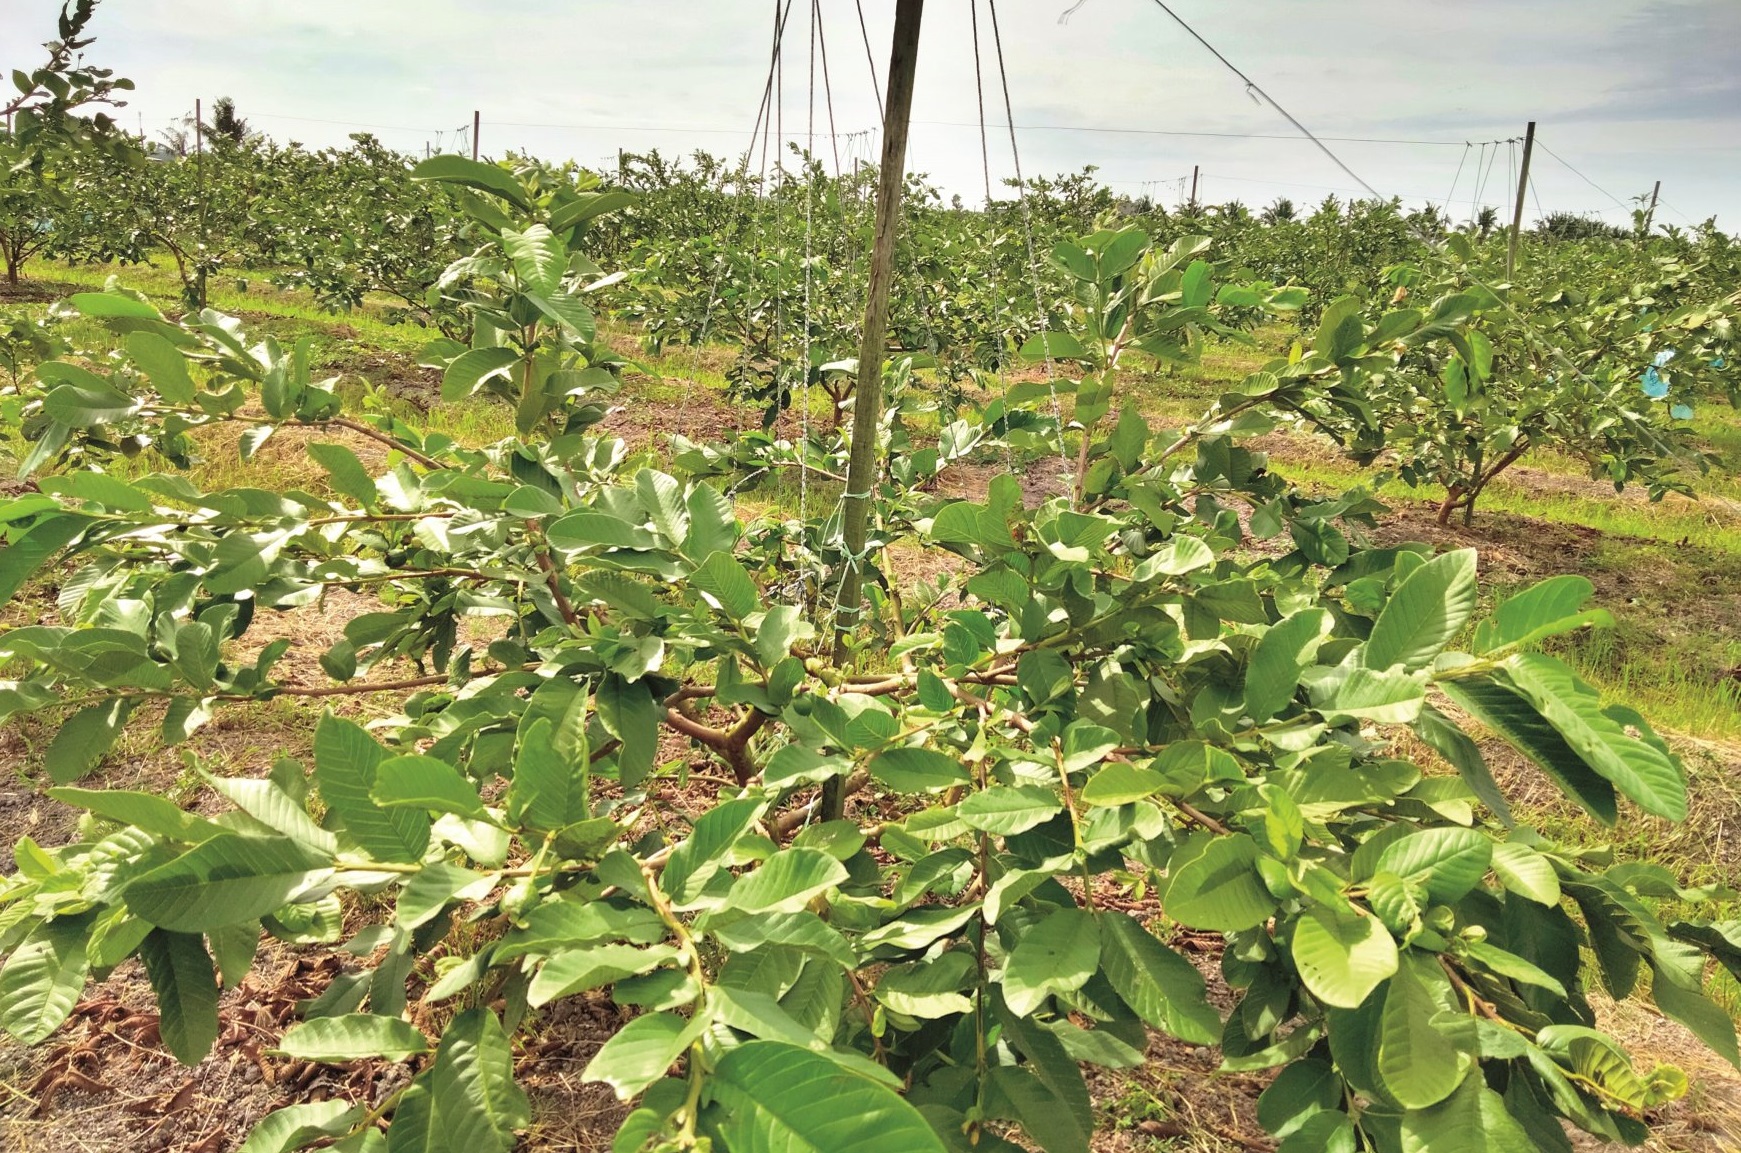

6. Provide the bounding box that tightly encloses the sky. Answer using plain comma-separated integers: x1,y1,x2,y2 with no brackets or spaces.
6,0,1738,231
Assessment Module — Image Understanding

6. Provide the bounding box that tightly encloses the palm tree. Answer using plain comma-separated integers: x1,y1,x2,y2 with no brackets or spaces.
1260,196,1296,224
208,97,251,144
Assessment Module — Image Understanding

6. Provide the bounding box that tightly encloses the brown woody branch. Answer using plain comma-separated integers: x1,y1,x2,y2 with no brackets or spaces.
325,417,444,470
662,706,771,786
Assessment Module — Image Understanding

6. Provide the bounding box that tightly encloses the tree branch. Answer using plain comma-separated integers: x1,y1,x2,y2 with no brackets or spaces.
324,417,443,470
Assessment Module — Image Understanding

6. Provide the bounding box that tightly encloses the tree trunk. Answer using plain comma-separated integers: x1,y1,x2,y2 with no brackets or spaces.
1436,488,1464,526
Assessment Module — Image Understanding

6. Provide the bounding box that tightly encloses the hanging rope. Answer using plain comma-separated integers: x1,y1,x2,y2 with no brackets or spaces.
797,0,820,533
755,1,786,186
1473,141,1504,223
768,0,792,424
969,0,993,205
987,0,1076,504
853,0,882,110
1440,142,1471,217
813,0,843,179
1469,142,1486,224
1507,137,1517,235
691,0,794,415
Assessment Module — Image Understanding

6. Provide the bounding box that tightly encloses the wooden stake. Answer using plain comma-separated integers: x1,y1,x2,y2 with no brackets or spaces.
826,0,924,815
1189,163,1199,210
472,110,480,161
1643,179,1661,236
1506,120,1535,278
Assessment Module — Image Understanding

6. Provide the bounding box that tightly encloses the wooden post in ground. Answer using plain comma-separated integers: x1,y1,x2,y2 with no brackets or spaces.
472,110,480,161
825,0,924,818
1643,179,1661,236
1189,163,1199,210
1506,120,1535,277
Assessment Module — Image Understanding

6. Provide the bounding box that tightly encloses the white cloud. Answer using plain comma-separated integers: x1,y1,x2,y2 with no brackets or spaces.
4,0,1735,226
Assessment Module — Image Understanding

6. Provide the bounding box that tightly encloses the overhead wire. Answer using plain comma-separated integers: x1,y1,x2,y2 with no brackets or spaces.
1195,171,1492,205
489,116,863,138
1146,0,1436,200
1655,197,1706,228
247,110,436,135
321,107,1503,149
1138,0,1690,494
911,119,1501,146
1534,138,1635,212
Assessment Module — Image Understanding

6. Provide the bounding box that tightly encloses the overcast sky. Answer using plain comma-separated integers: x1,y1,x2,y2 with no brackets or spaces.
7,0,1737,230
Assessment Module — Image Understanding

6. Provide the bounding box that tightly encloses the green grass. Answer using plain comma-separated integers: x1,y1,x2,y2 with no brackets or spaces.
23,254,436,357
1280,453,1741,558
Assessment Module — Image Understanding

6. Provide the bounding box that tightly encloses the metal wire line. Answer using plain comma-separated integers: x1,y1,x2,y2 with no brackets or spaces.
912,118,1505,146
1534,137,1637,211
1136,0,1701,496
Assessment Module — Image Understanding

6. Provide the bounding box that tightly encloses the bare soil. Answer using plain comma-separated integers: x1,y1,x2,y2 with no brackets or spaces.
0,279,81,305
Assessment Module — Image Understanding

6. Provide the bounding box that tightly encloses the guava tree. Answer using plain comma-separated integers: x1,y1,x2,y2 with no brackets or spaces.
1273,239,1731,525
0,238,1734,1153
412,156,635,435
0,0,135,286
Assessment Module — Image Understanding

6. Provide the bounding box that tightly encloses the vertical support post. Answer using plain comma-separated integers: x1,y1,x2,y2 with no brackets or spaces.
1506,120,1535,278
824,0,924,818
472,110,480,161
1189,164,1199,210
1643,179,1661,236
